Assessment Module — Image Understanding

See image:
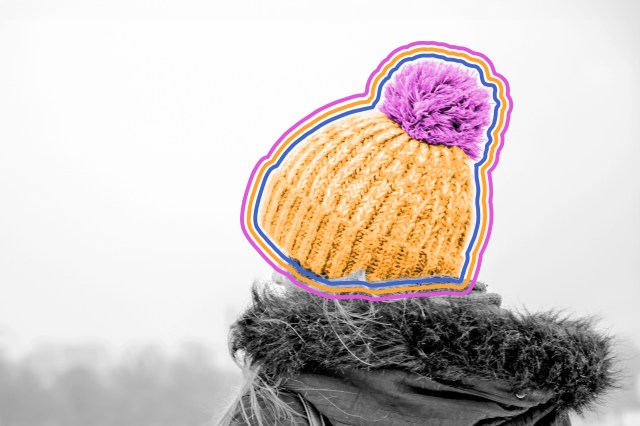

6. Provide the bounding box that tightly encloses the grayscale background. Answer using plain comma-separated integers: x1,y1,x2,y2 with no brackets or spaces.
0,1,638,425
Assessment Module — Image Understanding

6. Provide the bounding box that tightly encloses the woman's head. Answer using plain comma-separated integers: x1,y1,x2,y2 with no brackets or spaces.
244,53,502,299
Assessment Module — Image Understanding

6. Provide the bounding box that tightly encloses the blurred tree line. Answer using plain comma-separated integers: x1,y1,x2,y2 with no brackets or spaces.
0,339,638,426
0,342,241,426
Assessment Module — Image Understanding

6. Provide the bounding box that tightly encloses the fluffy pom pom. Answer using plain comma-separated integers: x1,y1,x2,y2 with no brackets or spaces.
380,60,492,160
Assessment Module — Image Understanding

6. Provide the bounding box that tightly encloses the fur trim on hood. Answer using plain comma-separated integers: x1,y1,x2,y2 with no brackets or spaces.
229,283,615,415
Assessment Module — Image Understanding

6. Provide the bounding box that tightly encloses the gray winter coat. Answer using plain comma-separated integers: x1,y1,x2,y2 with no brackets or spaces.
227,283,613,425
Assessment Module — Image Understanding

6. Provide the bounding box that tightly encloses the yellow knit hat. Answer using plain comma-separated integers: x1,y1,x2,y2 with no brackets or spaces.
259,59,492,282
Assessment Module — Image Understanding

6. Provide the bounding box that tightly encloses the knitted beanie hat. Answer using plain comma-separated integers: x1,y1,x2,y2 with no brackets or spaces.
258,59,493,283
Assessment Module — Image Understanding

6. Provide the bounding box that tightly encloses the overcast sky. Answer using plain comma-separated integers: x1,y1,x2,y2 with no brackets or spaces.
0,0,638,371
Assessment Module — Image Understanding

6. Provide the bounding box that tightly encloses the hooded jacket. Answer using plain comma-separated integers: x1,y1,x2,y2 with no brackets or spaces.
226,282,614,426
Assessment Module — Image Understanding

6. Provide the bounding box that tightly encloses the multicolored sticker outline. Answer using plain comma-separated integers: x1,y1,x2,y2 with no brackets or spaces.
240,41,512,300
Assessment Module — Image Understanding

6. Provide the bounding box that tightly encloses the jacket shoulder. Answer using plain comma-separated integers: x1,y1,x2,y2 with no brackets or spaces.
229,390,330,426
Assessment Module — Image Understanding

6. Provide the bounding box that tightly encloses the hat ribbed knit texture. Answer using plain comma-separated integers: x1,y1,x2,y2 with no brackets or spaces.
260,110,473,282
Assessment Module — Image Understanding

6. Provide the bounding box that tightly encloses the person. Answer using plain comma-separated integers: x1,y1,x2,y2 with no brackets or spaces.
219,56,615,425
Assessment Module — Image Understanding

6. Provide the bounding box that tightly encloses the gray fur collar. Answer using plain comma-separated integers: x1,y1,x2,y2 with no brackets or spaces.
230,283,615,414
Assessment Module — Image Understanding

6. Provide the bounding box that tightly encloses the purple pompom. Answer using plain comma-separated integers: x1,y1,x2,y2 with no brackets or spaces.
379,60,492,160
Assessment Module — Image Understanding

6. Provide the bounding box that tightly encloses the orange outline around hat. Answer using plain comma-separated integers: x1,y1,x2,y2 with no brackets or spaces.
243,44,510,295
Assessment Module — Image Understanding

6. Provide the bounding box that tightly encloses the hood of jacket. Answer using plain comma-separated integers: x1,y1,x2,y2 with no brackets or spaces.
229,282,615,425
